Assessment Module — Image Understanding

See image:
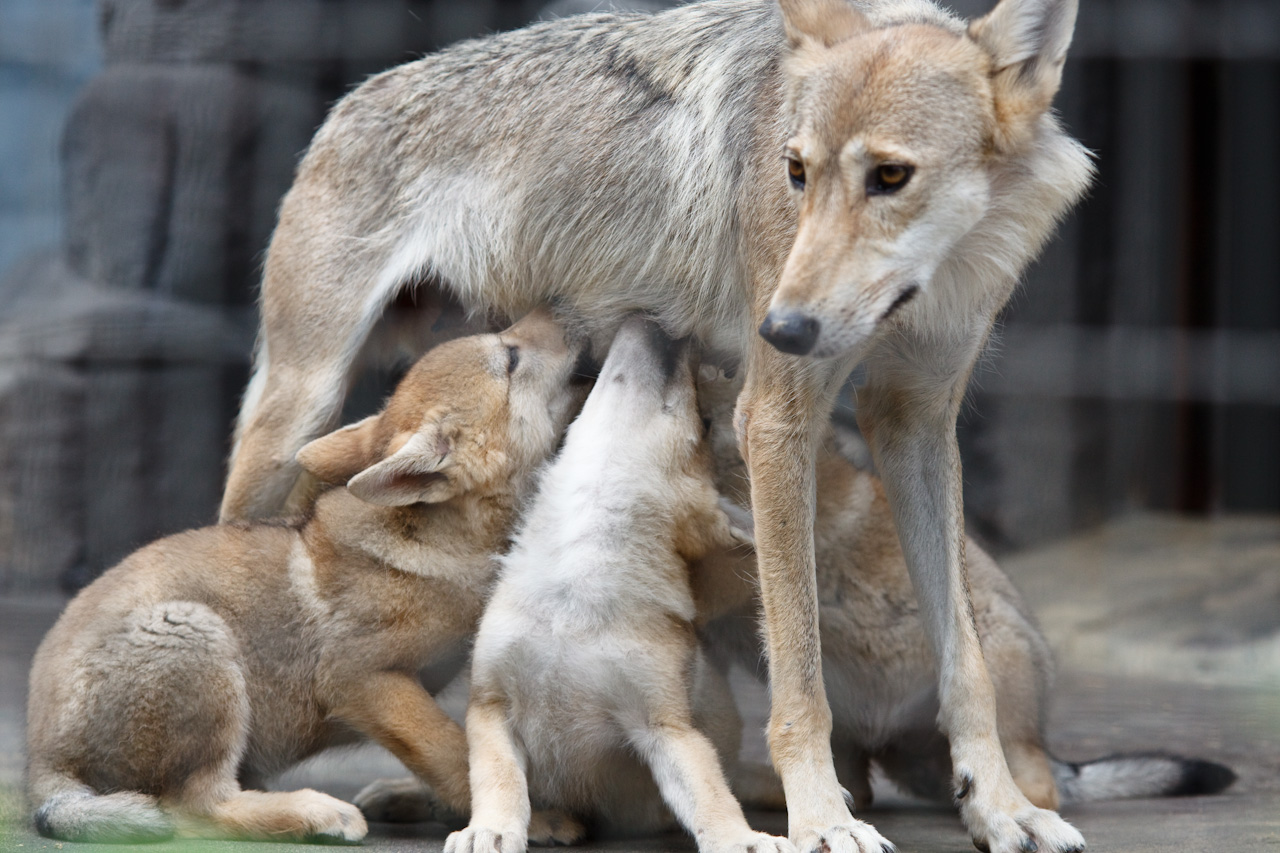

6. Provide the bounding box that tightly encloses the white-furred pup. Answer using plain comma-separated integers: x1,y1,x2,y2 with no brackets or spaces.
448,316,792,853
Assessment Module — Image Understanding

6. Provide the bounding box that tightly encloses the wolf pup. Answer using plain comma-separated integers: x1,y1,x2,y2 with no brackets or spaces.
221,1,1094,851
696,370,1237,814
26,311,590,844
447,317,791,853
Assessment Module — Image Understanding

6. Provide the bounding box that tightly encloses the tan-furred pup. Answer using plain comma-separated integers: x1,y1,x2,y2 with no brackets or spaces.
219,1,1095,850
449,317,791,853
26,311,591,845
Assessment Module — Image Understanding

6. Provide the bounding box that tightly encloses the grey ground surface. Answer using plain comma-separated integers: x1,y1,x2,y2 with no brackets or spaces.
2,513,1277,852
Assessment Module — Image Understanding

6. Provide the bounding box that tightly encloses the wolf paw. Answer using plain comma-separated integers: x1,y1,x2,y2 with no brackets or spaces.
961,795,1084,853
527,809,586,846
792,821,895,853
446,825,527,853
355,776,455,824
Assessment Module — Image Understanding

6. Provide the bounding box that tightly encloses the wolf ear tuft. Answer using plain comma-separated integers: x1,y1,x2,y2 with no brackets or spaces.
969,0,1077,150
297,416,383,486
777,0,869,49
346,423,459,506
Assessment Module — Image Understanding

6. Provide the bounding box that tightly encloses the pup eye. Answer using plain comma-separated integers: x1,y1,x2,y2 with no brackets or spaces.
867,163,913,195
506,345,520,374
785,156,806,189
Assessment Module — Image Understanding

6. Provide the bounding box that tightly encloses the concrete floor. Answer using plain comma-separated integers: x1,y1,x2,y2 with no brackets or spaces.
2,513,1278,851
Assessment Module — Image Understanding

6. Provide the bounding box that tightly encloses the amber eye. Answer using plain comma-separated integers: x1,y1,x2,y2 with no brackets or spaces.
506,345,520,375
786,156,806,189
868,163,913,195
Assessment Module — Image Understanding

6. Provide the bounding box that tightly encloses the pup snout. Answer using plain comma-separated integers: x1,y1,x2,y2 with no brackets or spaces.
604,315,692,388
758,310,819,356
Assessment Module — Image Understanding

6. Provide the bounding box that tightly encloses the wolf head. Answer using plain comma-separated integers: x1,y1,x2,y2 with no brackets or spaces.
760,0,1090,359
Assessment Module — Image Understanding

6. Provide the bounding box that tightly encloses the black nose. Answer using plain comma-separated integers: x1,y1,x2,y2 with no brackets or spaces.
758,311,819,356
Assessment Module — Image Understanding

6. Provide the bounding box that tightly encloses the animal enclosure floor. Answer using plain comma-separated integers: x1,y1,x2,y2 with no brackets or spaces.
2,513,1277,852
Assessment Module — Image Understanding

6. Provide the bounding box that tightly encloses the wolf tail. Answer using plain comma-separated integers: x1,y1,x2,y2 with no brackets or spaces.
1053,753,1236,803
33,778,174,844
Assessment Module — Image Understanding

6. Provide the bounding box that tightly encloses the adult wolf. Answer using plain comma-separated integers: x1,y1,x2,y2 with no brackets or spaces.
221,1,1093,852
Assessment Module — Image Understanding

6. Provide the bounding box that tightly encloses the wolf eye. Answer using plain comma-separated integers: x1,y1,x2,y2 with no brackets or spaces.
506,345,520,375
868,164,913,195
785,156,806,189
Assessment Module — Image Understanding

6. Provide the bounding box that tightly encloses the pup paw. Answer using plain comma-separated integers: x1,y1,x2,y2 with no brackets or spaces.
714,830,797,853
446,825,527,853
959,780,1084,853
355,776,453,824
791,821,895,853
527,809,586,846
299,792,368,844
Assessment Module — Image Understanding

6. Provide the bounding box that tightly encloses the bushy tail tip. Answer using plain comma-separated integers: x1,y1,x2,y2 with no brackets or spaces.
1054,752,1236,803
34,790,175,844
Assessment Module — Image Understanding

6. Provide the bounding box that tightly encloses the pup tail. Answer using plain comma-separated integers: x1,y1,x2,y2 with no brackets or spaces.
33,781,174,844
1053,753,1236,803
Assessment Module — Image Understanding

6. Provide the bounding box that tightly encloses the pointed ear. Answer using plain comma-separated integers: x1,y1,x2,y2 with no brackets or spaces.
346,425,459,506
296,416,383,486
777,0,869,49
969,0,1077,149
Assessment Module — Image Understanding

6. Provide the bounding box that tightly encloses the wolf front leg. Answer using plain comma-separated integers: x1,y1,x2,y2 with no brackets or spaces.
856,338,1084,853
738,345,892,853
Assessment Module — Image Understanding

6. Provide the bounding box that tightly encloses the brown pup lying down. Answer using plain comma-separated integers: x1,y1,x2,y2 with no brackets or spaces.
26,311,591,844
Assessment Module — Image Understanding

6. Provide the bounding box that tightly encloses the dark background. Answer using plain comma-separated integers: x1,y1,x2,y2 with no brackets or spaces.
1,0,1277,591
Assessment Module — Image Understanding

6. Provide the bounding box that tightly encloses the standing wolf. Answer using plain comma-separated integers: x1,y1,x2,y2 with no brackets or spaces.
220,1,1093,851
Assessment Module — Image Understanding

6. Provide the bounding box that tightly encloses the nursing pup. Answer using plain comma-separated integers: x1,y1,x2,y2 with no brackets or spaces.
449,317,791,853
221,1,1095,850
26,312,590,844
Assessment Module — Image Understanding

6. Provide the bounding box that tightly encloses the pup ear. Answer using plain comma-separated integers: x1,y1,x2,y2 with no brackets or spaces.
346,424,459,506
296,416,383,486
777,0,869,49
969,0,1077,150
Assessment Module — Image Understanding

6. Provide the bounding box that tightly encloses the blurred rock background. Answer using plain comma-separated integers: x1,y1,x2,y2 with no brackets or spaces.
1,0,1279,593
